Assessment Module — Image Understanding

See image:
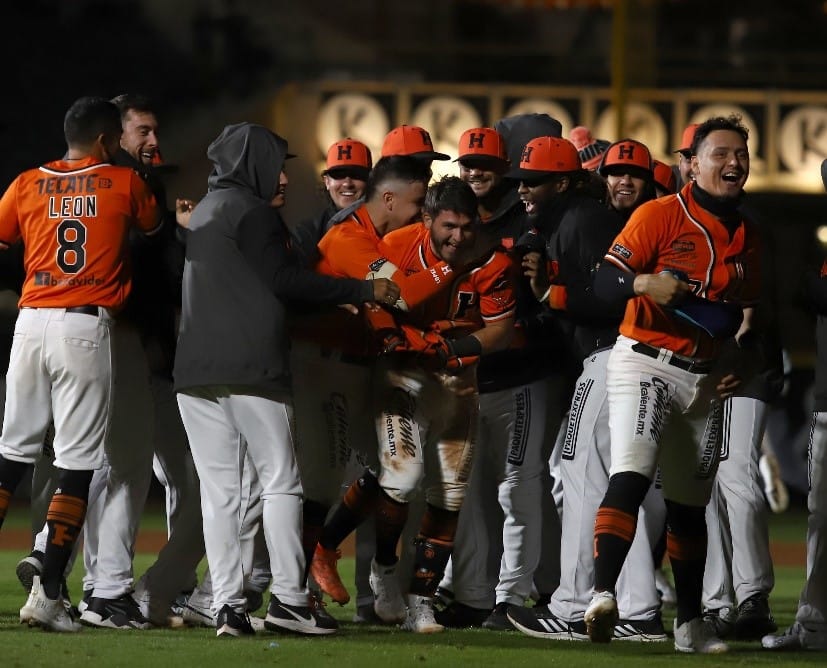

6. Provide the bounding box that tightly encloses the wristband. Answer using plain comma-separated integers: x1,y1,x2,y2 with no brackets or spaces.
447,335,483,358
548,285,568,310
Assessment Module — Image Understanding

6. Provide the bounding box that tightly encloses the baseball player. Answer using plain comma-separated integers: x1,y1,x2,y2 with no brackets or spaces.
3,96,161,632
702,217,784,640
435,127,559,631
173,122,398,637
508,138,668,642
763,163,827,650
583,115,762,654
299,148,448,614
365,175,516,633
16,95,202,629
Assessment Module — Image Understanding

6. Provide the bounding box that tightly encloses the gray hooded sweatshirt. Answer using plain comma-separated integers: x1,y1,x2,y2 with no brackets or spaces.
174,123,372,393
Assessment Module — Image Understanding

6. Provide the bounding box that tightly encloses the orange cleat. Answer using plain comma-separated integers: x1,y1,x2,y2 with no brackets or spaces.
310,544,351,605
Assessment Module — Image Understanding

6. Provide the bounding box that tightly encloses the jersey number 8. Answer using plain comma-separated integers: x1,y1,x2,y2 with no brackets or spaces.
56,219,87,274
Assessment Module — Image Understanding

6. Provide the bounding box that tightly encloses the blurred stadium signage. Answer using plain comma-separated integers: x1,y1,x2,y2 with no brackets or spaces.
302,81,827,192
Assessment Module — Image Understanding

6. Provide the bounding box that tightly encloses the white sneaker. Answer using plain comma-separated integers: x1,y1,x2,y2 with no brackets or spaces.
674,617,729,654
759,452,789,514
181,587,216,628
584,590,618,643
20,576,82,632
369,559,407,624
401,595,444,634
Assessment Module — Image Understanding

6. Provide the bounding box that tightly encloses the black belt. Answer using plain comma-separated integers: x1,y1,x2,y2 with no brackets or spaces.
631,342,712,374
66,306,99,316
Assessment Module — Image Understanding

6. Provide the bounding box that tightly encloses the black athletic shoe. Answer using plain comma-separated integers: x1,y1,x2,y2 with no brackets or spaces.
482,603,516,631
507,605,589,641
79,593,151,630
15,550,44,593
433,601,492,628
613,616,668,642
264,595,337,635
216,604,255,637
734,595,777,640
309,590,339,630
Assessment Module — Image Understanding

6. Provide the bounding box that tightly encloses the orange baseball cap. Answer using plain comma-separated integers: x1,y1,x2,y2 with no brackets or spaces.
507,136,581,180
381,125,450,161
597,139,654,179
653,159,677,194
675,123,699,156
323,138,372,178
455,127,508,165
568,126,610,170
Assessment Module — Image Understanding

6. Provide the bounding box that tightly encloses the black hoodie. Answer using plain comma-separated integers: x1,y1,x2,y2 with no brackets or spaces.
173,123,373,392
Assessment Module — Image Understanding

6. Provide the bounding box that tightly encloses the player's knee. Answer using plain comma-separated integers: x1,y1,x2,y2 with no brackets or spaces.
426,482,466,512
602,470,651,516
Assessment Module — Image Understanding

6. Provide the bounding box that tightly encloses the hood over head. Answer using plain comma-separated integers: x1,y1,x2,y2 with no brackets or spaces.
207,122,293,200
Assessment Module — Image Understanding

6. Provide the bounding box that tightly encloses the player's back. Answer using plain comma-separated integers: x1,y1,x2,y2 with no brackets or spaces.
1,156,158,310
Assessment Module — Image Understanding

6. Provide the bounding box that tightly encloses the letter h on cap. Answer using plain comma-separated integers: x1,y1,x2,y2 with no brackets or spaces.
521,146,534,164
617,144,635,161
468,132,485,149
337,144,353,161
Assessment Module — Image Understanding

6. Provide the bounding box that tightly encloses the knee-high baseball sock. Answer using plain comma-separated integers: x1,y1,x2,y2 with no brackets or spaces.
0,457,31,529
302,499,329,580
374,489,408,567
42,468,93,599
664,499,707,626
320,470,380,551
409,504,458,597
593,471,651,593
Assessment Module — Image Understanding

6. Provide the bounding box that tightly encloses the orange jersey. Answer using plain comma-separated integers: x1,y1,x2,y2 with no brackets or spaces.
603,183,761,358
377,223,517,331
0,156,159,309
301,205,462,353
317,205,457,308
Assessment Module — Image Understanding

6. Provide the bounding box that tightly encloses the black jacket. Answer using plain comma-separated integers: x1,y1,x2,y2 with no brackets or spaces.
173,123,372,392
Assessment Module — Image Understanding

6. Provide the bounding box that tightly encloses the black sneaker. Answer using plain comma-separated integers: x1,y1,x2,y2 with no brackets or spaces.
433,601,492,628
216,604,255,637
309,590,339,630
264,595,337,635
735,594,777,640
79,593,151,629
15,550,44,593
482,603,516,631
703,606,736,639
613,616,668,642
507,605,588,640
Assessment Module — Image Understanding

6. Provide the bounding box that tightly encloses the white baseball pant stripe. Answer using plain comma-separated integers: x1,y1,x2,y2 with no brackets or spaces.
442,379,547,608
549,349,661,622
796,411,827,630
703,396,774,609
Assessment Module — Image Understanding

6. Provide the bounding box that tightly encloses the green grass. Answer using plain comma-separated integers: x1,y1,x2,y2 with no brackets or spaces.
0,506,819,667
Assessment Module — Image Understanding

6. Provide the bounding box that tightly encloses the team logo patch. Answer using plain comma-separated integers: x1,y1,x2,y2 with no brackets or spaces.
369,258,388,272
697,402,722,479
611,243,633,260
507,388,530,465
98,178,112,189
563,378,594,460
671,239,695,253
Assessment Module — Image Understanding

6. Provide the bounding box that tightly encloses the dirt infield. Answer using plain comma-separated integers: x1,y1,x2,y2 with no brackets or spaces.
0,529,806,567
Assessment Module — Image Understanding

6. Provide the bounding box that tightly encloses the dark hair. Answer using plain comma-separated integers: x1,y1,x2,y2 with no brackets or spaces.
691,114,749,156
365,155,431,201
63,96,122,147
110,93,156,120
422,175,478,221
